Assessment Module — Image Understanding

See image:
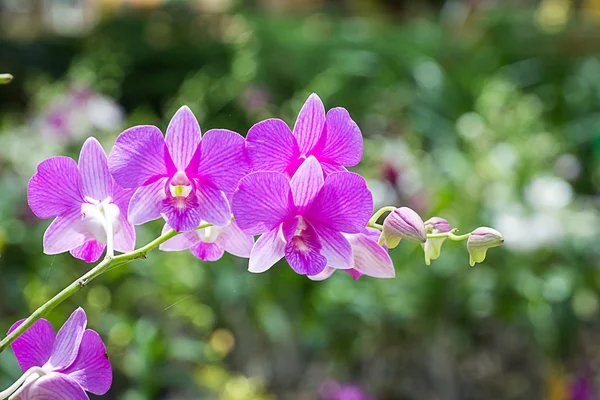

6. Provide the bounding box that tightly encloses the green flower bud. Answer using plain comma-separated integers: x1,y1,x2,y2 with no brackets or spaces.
0,74,13,85
467,227,504,266
379,207,426,248
422,217,451,266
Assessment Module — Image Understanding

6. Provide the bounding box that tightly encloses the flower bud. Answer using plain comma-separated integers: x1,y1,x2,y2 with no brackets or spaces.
467,227,504,266
379,207,426,248
421,217,451,265
0,73,13,85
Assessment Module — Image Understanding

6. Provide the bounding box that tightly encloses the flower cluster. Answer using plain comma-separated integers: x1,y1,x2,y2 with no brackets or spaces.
27,93,504,277
8,93,506,398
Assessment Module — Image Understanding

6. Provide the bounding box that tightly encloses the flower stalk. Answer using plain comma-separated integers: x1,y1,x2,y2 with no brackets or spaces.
0,223,211,354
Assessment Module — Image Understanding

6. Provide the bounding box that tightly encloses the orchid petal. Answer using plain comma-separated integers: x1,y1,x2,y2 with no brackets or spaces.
49,308,87,370
196,184,231,226
320,162,347,176
79,137,112,201
114,211,136,254
307,266,336,281
111,184,134,214
194,129,250,193
216,221,254,258
8,319,55,373
190,242,225,261
108,125,172,188
246,119,299,174
28,156,82,219
159,223,201,251
161,192,201,232
306,172,373,233
363,227,382,243
127,177,167,225
293,93,325,154
232,172,292,235
347,232,395,278
61,330,112,395
43,210,86,255
248,228,285,273
69,240,106,263
314,108,362,167
14,373,89,400
312,223,352,269
165,106,201,171
345,269,363,280
290,155,324,212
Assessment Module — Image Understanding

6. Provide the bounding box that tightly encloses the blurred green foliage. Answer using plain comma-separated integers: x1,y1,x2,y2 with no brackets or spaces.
1,2,600,399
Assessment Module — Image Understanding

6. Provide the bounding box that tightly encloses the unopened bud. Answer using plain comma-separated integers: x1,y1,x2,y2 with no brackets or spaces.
0,74,13,85
467,227,504,266
422,217,451,265
379,207,426,248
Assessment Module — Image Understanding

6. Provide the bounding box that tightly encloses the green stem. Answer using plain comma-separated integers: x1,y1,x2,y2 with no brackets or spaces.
426,230,470,241
0,223,212,354
367,206,396,226
366,221,383,230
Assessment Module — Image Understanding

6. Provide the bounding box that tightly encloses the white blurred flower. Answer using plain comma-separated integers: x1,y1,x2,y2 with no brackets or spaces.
524,175,572,211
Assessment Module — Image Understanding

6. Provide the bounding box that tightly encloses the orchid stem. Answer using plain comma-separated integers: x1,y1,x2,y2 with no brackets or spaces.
426,229,470,241
368,206,396,226
0,223,213,354
0,367,45,399
366,222,383,230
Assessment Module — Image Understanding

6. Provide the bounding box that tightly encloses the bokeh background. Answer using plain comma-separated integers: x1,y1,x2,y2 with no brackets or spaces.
1,0,600,399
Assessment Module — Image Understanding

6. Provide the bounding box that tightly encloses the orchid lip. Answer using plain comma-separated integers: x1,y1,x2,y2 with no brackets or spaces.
168,171,193,198
77,197,121,244
198,223,223,243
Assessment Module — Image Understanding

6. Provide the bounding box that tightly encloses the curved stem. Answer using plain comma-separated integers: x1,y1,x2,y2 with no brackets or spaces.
366,221,383,230
427,230,470,241
368,206,396,226
0,223,212,354
0,367,45,399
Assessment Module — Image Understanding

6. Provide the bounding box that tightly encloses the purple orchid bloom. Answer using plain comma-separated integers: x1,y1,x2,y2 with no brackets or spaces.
246,93,363,177
108,106,250,232
232,156,373,276
309,228,394,281
159,220,254,261
28,137,135,263
8,308,111,399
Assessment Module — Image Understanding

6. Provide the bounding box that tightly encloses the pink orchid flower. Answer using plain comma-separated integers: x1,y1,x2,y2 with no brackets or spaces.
27,137,135,262
246,93,363,177
8,308,111,399
232,156,372,276
108,106,250,232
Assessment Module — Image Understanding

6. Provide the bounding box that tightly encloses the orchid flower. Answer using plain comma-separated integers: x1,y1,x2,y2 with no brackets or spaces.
232,156,373,276
246,93,362,177
309,228,395,281
27,137,135,262
5,308,111,400
108,106,250,232
159,220,254,261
